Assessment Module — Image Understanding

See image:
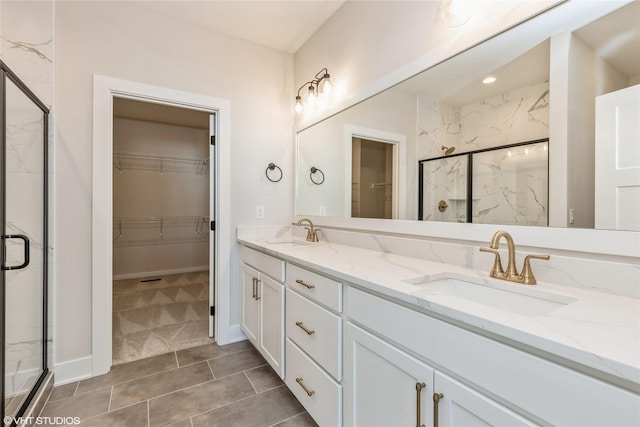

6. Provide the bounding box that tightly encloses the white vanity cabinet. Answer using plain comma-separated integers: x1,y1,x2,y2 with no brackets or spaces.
240,247,285,378
345,286,640,426
344,321,533,427
344,322,435,427
284,262,344,426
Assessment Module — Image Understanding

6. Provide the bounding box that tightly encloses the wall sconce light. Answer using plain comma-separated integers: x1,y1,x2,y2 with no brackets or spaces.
294,68,332,115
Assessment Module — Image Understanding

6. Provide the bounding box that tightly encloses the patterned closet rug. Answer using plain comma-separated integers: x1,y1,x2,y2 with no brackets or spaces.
112,271,214,365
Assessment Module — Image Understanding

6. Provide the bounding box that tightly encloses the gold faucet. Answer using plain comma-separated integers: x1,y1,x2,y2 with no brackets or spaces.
296,218,320,242
480,231,549,285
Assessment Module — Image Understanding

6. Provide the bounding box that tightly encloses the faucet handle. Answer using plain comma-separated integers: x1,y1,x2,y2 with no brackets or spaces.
480,247,505,279
520,254,550,285
303,227,313,241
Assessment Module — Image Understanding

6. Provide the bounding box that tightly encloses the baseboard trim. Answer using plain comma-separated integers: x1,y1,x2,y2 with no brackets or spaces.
227,325,247,344
54,356,93,386
113,266,208,281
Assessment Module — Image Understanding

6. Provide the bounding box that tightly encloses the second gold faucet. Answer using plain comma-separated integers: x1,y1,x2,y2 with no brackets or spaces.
480,231,549,285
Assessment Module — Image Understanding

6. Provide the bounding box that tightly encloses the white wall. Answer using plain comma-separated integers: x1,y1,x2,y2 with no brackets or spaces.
55,1,293,374
112,118,209,278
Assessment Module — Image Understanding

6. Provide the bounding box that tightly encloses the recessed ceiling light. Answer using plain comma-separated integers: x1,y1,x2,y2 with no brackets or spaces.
482,76,497,84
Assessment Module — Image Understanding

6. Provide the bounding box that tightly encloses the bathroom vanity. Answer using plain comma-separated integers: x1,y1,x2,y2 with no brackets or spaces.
238,230,639,426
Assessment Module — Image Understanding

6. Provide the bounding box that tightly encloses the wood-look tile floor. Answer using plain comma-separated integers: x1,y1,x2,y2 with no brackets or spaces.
41,342,317,427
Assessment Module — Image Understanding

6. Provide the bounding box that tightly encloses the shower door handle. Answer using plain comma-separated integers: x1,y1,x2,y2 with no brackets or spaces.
2,234,30,270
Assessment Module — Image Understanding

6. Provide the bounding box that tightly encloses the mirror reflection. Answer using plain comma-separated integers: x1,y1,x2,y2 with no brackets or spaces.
296,1,639,230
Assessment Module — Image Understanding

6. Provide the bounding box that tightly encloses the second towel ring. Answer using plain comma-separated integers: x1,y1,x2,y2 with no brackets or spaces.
266,163,283,182
310,167,325,185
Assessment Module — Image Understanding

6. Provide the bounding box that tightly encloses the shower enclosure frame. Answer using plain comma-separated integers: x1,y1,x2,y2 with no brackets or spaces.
0,60,50,426
418,137,549,224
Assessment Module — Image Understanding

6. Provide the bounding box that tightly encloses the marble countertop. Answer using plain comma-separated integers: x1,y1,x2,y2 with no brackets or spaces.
237,231,640,389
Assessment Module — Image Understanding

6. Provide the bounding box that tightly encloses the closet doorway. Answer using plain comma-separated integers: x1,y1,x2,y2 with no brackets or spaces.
111,98,215,364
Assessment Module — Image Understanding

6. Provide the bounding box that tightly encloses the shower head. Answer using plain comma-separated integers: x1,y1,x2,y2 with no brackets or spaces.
441,145,455,155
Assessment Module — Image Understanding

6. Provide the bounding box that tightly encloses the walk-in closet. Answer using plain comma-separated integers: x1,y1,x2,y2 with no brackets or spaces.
111,98,214,365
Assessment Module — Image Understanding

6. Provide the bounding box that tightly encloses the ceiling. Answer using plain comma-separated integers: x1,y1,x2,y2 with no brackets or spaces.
133,0,345,54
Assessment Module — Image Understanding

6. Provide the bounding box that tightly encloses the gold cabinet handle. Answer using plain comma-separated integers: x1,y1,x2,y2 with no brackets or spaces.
433,392,444,427
252,277,261,300
295,279,315,289
295,377,315,397
415,382,426,427
295,321,315,335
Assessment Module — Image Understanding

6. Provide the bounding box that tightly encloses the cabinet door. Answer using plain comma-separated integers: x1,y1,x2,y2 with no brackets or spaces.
434,372,535,427
344,322,434,427
240,263,260,346
259,274,285,378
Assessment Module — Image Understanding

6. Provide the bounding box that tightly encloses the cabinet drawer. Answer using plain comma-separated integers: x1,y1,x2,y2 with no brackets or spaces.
286,263,342,312
285,339,342,427
286,289,342,381
241,246,285,282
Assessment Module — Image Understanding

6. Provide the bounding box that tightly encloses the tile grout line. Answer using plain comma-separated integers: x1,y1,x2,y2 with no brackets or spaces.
177,345,254,369
107,364,217,413
267,411,308,427
244,371,259,394
178,387,274,423
206,360,217,380
107,385,114,412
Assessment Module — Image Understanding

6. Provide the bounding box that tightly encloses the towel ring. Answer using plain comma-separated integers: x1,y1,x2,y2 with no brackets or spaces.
266,163,283,182
310,167,325,185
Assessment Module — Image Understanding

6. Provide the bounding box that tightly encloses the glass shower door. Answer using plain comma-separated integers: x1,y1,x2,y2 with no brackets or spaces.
2,65,49,425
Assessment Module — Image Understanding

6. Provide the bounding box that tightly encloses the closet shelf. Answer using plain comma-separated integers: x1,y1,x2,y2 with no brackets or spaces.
113,152,209,175
113,215,210,247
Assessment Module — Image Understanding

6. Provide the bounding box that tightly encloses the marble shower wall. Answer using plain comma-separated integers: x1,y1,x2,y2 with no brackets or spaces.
1,0,54,401
418,81,550,225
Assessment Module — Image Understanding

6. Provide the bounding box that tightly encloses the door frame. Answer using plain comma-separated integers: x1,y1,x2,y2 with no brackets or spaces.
92,75,231,376
344,125,407,219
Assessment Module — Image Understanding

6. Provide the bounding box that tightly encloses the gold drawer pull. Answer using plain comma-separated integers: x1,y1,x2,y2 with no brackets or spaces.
295,321,315,335
433,392,444,427
295,279,315,289
416,382,426,427
296,377,315,397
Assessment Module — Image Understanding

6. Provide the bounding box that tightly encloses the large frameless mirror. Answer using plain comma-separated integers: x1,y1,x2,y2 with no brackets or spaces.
296,1,640,231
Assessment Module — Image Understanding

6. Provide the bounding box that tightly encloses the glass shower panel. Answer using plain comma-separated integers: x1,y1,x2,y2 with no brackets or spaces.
3,78,46,421
421,156,468,222
472,141,548,226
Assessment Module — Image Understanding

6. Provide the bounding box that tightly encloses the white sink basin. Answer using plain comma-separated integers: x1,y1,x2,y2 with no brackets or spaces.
404,274,577,317
265,238,315,247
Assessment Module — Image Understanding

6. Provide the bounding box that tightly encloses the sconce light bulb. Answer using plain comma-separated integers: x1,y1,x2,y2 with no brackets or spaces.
318,73,332,95
308,84,317,98
294,96,303,114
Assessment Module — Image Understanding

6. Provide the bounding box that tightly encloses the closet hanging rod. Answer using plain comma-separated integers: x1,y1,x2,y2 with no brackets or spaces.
113,215,209,226
113,236,209,248
113,153,209,174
